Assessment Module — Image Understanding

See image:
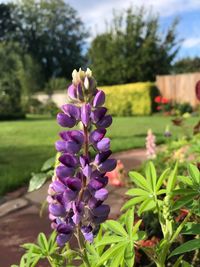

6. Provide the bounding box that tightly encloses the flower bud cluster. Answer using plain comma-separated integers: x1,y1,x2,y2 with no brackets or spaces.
48,68,116,246
146,129,156,159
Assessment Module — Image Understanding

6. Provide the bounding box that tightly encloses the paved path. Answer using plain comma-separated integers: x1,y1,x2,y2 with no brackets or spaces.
0,148,146,267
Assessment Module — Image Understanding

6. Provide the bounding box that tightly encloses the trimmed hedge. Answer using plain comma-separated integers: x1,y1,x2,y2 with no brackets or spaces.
101,82,158,116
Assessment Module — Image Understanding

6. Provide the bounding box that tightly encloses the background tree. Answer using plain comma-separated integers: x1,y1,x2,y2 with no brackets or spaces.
88,7,180,85
172,57,200,74
0,0,88,83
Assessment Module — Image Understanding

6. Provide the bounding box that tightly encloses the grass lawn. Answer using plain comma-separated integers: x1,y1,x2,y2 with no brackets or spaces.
0,114,198,195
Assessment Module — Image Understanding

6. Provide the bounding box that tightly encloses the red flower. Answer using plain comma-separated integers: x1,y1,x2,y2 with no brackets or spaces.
138,236,160,247
161,97,169,104
154,96,162,103
156,106,161,111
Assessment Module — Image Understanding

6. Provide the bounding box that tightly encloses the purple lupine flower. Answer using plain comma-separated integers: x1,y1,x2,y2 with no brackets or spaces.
48,68,116,246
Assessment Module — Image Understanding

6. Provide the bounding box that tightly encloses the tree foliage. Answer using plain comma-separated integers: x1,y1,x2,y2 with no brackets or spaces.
173,57,200,74
88,7,180,85
0,43,25,119
0,0,88,81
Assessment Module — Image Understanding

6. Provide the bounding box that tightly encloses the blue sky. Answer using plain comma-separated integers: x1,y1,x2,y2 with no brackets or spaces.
67,0,200,60
1,0,200,59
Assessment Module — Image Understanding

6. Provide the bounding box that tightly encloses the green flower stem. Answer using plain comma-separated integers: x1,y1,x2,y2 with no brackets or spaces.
76,227,91,267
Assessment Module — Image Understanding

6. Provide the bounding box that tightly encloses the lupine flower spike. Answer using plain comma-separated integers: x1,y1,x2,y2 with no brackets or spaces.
48,68,116,246
146,129,156,159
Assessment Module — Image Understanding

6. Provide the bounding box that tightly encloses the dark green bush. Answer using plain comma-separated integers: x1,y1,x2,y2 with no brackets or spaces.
174,102,193,115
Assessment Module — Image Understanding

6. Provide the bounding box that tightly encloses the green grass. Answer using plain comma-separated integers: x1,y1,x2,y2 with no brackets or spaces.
0,114,198,195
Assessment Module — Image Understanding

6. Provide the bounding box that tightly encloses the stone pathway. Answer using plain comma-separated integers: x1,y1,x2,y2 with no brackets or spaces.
0,148,146,267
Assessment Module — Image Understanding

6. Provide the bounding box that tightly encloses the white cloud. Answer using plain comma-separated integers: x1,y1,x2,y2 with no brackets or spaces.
183,37,200,48
67,0,200,37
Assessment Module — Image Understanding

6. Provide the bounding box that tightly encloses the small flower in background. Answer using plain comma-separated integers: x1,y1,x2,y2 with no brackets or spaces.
154,96,162,103
164,125,172,138
138,236,160,247
161,97,169,104
106,160,126,186
47,68,116,246
146,129,156,159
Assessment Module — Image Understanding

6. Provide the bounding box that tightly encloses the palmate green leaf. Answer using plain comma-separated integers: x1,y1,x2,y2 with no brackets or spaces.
121,196,147,211
156,168,170,191
167,162,178,194
125,207,134,238
21,243,41,255
96,241,128,267
124,240,134,267
41,156,55,171
181,223,200,235
177,175,193,186
188,164,200,184
126,188,149,196
37,233,49,254
28,173,48,192
110,246,126,267
171,193,197,211
138,199,156,216
169,239,200,258
104,220,128,237
145,161,157,192
95,236,126,247
129,171,149,191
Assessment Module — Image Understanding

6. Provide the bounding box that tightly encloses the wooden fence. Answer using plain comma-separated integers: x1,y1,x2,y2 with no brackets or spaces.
156,72,200,107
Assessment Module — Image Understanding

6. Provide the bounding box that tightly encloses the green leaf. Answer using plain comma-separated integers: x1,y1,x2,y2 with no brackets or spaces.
173,255,183,267
105,220,128,237
177,175,193,186
132,219,142,236
145,161,157,191
156,168,170,191
182,260,193,267
41,156,55,171
125,207,134,238
129,171,149,191
121,196,146,211
172,189,197,195
28,173,48,192
169,239,200,258
188,164,200,184
37,233,49,254
124,241,135,267
96,242,128,267
181,223,200,235
172,193,197,211
21,243,41,255
138,199,156,216
126,188,149,196
167,162,178,194
95,236,126,247
133,231,146,241
110,246,126,267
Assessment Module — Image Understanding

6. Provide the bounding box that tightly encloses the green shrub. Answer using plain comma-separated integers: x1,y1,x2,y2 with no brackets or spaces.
101,82,158,116
45,78,69,96
43,100,59,117
24,98,44,114
174,102,193,115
